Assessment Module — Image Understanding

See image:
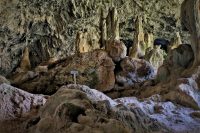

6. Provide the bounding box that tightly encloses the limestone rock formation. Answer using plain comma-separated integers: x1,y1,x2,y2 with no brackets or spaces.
105,39,127,62
0,75,10,85
181,0,200,67
0,83,46,120
144,32,154,49
129,17,145,58
169,32,182,50
106,7,120,40
11,50,115,94
115,57,155,89
19,47,31,72
27,86,131,133
75,29,100,53
26,85,167,133
0,0,186,76
144,45,165,70
172,44,194,68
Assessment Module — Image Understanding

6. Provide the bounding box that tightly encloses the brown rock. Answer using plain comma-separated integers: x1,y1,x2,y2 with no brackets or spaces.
27,87,131,133
129,17,146,58
115,57,155,88
190,111,200,118
13,50,115,94
0,84,46,120
75,29,100,54
0,75,10,85
106,39,127,62
19,47,31,72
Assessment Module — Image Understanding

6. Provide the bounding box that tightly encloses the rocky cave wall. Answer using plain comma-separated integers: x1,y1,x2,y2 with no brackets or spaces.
0,0,186,76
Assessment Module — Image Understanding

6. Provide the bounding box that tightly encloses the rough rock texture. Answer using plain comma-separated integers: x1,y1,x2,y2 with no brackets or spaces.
106,39,127,62
27,86,131,133
0,75,10,85
27,85,167,133
129,17,146,58
181,0,200,67
11,50,115,94
115,57,155,88
115,95,200,133
139,63,200,111
144,45,165,70
0,83,46,120
0,0,186,76
75,30,100,53
156,44,194,83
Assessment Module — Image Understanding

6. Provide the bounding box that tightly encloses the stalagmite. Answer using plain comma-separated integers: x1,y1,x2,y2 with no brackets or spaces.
144,32,154,49
170,32,182,50
75,31,89,53
105,39,127,62
144,45,164,69
100,8,107,48
129,17,145,58
19,47,31,71
106,7,120,40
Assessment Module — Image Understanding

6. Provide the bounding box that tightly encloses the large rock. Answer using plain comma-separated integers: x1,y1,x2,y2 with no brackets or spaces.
144,45,165,70
12,50,115,94
27,86,131,133
115,95,200,133
26,84,166,133
115,57,156,88
0,83,46,120
106,39,127,62
172,44,194,68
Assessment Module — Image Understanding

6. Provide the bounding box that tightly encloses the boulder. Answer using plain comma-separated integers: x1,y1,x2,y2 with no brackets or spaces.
27,85,166,133
27,86,131,133
172,44,194,68
115,57,155,88
0,84,46,120
144,45,165,70
12,50,115,94
106,39,127,62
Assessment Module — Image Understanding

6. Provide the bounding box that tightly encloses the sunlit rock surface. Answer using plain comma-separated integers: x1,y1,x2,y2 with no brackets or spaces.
0,83,46,120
